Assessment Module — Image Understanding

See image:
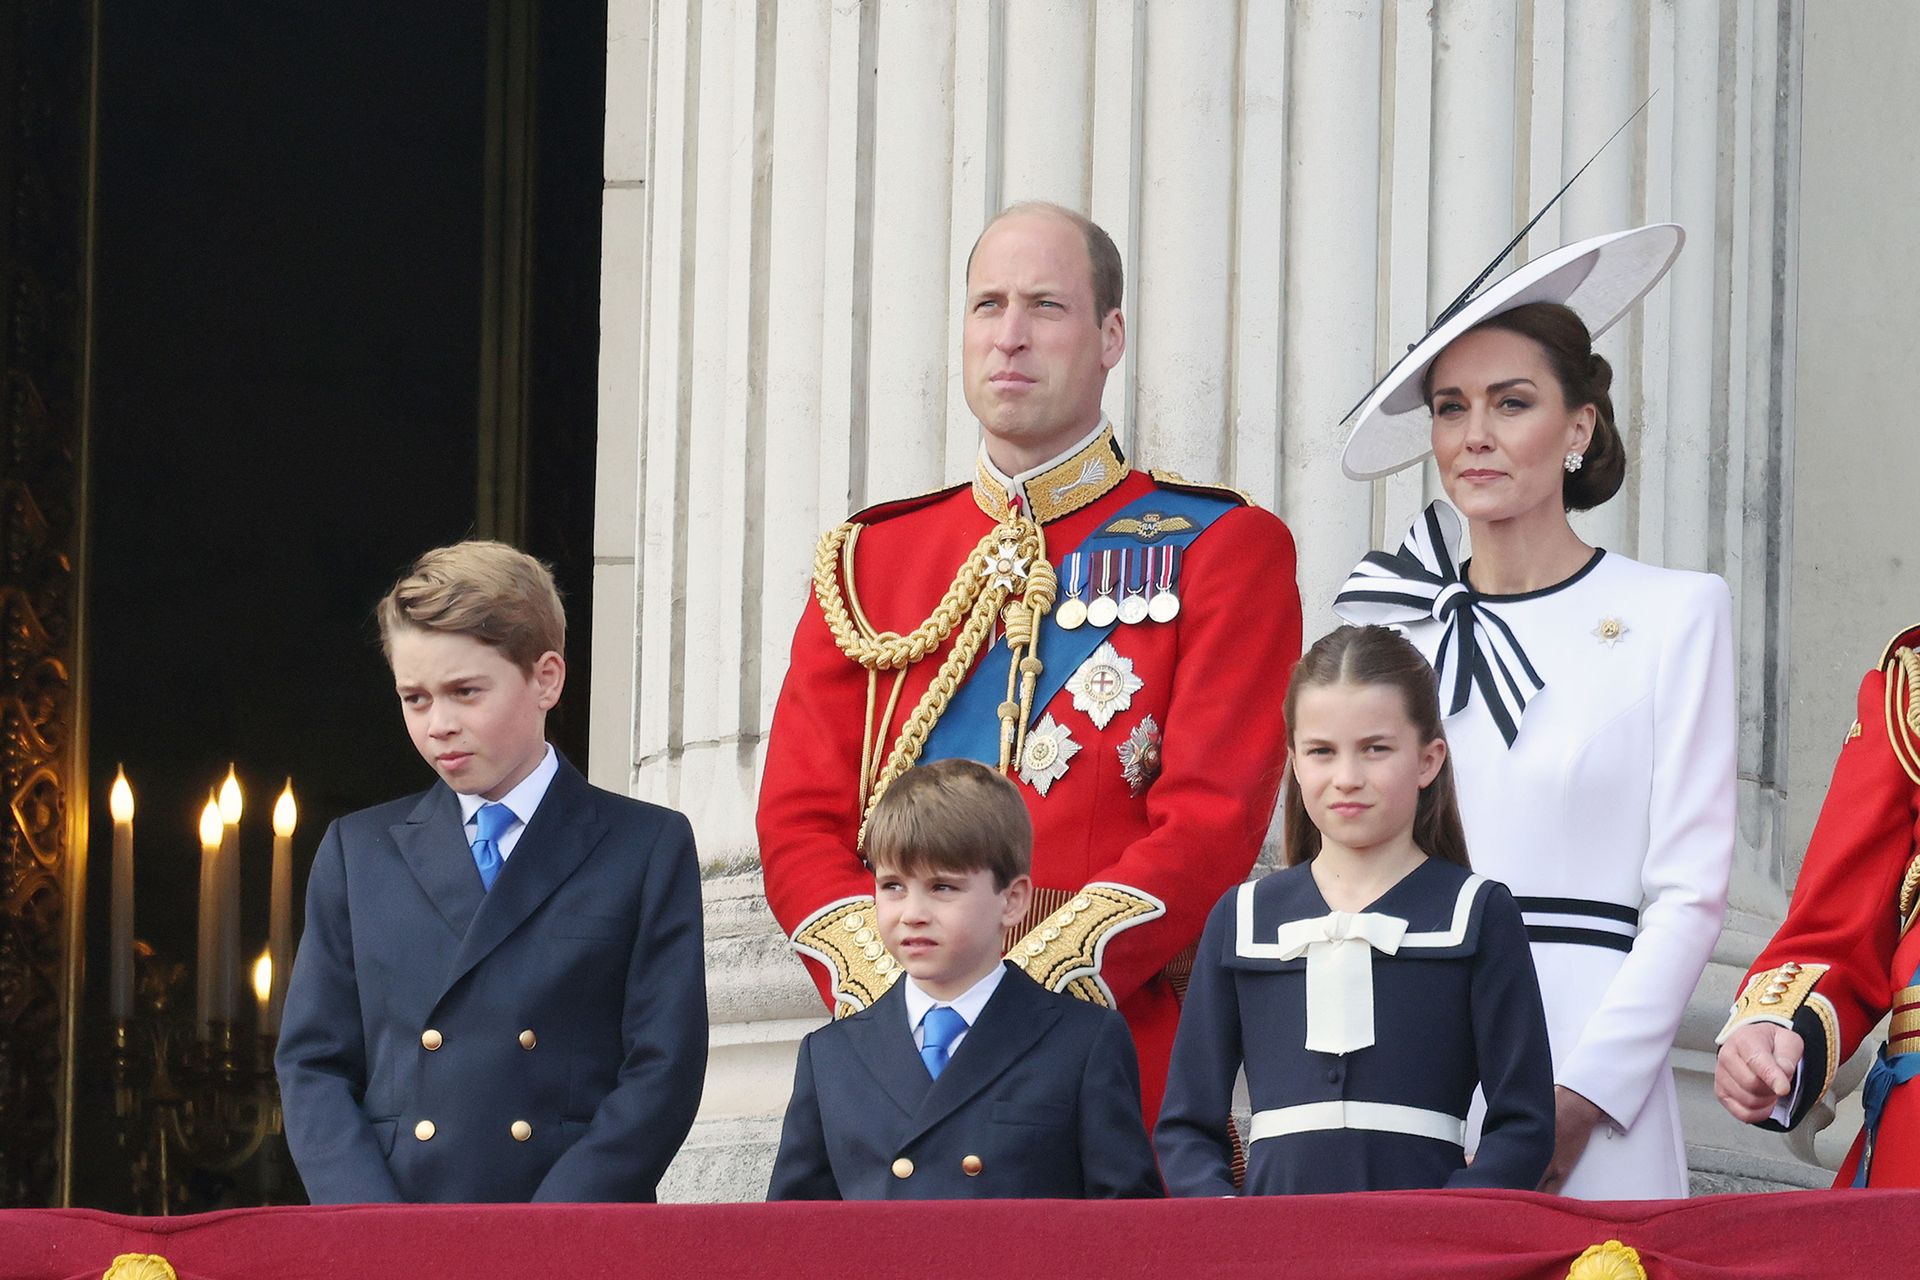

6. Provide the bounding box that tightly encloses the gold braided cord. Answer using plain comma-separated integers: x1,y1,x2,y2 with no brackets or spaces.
814,522,1003,669
858,580,1007,847
814,512,1053,849
1887,648,1920,788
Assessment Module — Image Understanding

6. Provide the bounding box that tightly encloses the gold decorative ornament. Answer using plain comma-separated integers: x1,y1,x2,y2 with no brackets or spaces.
1591,617,1628,648
790,897,901,1014
1718,963,1840,1101
1005,883,1167,1006
1567,1239,1646,1280
102,1255,179,1280
1103,511,1195,543
971,421,1128,525
812,504,1056,847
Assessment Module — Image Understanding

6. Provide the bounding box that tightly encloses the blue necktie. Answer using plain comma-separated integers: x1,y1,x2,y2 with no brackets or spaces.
920,1005,967,1080
471,801,516,891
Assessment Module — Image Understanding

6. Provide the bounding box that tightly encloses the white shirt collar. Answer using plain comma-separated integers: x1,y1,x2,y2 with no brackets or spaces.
457,743,559,829
902,961,1008,1033
976,415,1112,511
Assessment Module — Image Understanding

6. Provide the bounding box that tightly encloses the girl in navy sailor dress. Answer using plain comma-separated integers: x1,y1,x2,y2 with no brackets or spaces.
1155,625,1555,1194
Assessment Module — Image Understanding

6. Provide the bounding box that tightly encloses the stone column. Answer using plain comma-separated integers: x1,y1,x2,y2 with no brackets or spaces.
595,0,1824,1200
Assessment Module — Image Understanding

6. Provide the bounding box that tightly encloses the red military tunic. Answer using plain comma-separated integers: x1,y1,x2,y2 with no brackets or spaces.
1721,624,1920,1185
758,427,1301,1124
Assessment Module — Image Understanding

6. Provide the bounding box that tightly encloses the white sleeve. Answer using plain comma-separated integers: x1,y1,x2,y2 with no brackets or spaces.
1557,574,1735,1127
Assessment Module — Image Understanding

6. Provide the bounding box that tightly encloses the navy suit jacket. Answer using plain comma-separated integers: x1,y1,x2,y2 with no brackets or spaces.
275,756,707,1203
767,962,1164,1200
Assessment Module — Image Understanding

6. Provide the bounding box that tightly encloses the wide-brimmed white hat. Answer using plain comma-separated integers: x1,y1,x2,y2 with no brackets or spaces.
1340,223,1685,480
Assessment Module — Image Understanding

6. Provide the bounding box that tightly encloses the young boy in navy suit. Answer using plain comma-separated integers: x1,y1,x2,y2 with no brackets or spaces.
767,759,1163,1200
276,541,707,1203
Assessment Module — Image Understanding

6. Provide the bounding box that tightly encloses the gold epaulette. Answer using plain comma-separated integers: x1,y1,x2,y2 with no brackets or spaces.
1004,882,1166,1007
1881,632,1920,788
1148,468,1255,508
789,896,900,1016
1718,962,1840,1100
844,481,969,527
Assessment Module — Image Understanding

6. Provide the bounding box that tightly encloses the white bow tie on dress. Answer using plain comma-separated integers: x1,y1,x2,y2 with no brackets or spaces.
1272,909,1410,1056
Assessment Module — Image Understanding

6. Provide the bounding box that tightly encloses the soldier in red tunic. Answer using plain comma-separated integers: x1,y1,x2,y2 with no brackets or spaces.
1716,624,1920,1185
757,202,1302,1124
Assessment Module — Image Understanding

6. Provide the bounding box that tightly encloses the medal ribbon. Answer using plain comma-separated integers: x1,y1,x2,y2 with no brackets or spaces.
920,486,1240,767
1332,500,1545,748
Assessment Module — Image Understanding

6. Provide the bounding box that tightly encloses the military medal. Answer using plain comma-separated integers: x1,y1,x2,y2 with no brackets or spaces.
1118,549,1151,625
1147,545,1182,623
1117,715,1163,795
1086,550,1120,628
1067,641,1143,730
1018,714,1080,796
1055,553,1088,630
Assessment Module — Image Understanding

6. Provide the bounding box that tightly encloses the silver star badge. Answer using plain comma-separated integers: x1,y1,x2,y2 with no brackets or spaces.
980,539,1031,592
1067,641,1143,730
1018,714,1080,796
1117,715,1163,795
1592,616,1628,649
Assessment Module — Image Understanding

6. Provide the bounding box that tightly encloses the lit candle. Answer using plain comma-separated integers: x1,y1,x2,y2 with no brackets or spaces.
217,767,243,1024
196,793,222,1037
109,769,135,1022
252,949,273,1035
268,781,297,1037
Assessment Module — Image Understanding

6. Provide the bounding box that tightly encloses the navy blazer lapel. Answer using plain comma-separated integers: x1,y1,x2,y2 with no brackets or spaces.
903,965,1059,1145
443,758,609,996
843,980,935,1120
390,785,486,942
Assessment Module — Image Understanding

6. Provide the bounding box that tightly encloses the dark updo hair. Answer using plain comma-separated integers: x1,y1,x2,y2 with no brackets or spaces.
1428,301,1625,511
1281,625,1470,871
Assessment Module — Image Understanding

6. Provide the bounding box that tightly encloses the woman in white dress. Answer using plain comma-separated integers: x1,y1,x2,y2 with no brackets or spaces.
1333,225,1734,1199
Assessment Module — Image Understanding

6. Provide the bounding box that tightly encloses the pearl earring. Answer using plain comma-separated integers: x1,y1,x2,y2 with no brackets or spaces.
1563,452,1585,473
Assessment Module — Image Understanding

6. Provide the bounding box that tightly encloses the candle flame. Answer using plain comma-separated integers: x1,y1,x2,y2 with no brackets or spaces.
109,767,134,823
218,766,243,824
273,780,298,837
199,794,224,847
253,950,273,1003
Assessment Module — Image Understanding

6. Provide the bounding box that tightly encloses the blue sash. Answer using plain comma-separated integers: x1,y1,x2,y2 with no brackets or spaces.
1854,950,1920,1186
921,486,1239,766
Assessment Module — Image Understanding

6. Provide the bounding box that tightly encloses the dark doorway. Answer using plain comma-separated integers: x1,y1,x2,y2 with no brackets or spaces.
73,1,606,1211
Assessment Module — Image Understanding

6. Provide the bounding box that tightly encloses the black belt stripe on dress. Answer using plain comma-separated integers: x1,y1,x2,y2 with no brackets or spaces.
1515,897,1639,953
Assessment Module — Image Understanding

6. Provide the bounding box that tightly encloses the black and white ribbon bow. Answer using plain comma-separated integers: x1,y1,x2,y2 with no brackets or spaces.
1333,501,1544,747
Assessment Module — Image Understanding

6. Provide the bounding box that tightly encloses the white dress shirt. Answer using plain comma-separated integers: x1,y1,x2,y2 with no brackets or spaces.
902,963,1007,1058
456,744,558,862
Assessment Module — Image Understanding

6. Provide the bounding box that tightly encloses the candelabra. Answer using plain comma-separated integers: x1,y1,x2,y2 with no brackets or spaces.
111,942,293,1214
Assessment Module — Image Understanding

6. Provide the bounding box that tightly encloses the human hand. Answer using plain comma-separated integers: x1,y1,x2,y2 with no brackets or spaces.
1714,1022,1804,1124
1536,1086,1612,1195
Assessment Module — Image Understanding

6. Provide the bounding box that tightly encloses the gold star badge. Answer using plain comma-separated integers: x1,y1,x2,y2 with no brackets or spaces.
1592,617,1628,649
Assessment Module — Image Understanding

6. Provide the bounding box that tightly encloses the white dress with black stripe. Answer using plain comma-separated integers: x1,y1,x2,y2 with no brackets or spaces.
1382,546,1734,1199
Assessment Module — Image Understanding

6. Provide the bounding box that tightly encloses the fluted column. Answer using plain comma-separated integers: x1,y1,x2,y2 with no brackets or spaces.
596,0,1818,1200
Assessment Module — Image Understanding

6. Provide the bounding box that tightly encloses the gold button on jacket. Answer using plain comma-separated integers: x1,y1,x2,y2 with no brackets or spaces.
414,1120,436,1142
420,1029,443,1051
510,1120,533,1142
890,1157,914,1179
518,1029,537,1050
961,1155,983,1176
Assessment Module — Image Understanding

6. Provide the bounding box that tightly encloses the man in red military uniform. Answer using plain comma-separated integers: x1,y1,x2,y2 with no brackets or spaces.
757,202,1302,1124
1716,624,1920,1185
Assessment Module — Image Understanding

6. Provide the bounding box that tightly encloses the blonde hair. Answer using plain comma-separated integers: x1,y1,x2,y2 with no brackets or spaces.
377,540,565,672
864,759,1032,891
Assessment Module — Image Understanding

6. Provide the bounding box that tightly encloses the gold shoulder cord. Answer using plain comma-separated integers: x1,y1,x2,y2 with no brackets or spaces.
1886,647,1920,788
812,511,1055,848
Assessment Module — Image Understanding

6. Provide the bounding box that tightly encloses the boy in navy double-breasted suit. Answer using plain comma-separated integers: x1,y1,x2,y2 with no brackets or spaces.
767,759,1163,1200
276,541,706,1203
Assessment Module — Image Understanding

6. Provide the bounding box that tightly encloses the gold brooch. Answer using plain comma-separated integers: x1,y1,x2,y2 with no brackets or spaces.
103,1256,180,1280
1591,617,1628,648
